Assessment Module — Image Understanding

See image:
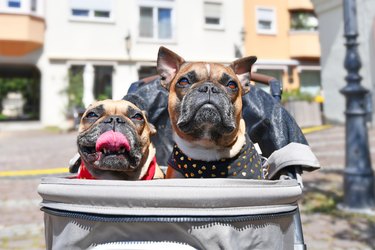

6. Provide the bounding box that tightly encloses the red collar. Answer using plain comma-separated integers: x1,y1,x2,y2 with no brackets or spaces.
76,162,96,179
141,156,157,180
76,157,157,180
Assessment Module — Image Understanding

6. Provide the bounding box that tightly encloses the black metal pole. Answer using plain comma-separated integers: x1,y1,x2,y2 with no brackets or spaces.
340,0,375,210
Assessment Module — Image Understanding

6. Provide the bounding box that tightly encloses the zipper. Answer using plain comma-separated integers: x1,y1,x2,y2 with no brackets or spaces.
41,207,296,223
91,241,197,250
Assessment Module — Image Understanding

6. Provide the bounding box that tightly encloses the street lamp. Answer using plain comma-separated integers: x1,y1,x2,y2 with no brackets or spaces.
340,0,375,211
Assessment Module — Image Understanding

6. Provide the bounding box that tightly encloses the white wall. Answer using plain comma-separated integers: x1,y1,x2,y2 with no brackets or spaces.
312,0,375,123
40,60,69,127
38,0,245,127
45,0,244,62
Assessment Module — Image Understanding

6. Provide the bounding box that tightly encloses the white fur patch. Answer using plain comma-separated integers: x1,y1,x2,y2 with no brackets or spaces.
173,132,246,161
206,63,210,75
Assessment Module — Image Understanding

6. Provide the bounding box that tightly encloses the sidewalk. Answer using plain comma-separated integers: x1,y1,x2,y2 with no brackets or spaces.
302,126,375,250
0,129,77,249
1,126,375,249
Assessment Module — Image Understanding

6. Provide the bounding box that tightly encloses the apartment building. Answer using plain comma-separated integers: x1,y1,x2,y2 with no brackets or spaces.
0,0,245,128
243,0,321,95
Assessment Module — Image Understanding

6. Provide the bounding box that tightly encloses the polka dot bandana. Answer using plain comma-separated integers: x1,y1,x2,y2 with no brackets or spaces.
168,135,263,179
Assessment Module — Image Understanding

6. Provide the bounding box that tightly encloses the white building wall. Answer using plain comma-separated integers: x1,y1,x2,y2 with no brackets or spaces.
312,0,375,123
38,0,245,127
40,60,70,127
112,63,139,100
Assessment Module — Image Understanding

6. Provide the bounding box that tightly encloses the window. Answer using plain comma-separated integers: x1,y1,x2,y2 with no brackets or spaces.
138,66,157,80
31,0,37,11
72,9,89,17
69,0,113,21
254,69,283,92
256,7,276,35
290,11,318,31
158,8,172,39
139,7,153,38
299,70,321,96
68,65,84,109
94,10,110,18
204,2,223,28
139,3,174,41
94,66,113,100
8,0,21,8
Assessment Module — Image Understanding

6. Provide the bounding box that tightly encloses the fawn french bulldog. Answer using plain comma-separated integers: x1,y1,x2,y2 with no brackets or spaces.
157,47,263,179
76,99,164,180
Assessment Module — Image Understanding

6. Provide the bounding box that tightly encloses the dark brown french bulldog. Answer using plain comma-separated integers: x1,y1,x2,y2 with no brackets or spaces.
157,47,264,179
76,99,164,180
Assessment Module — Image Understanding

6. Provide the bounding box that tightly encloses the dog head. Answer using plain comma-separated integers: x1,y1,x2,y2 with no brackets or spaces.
157,46,257,148
77,99,156,180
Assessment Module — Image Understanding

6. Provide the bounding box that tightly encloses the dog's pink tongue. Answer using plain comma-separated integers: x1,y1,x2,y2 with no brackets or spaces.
96,131,130,152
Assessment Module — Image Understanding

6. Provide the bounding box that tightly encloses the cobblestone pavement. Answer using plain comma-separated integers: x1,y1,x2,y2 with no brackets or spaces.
1,126,375,249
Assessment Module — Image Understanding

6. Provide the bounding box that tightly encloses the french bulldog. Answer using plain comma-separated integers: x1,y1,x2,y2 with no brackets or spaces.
76,99,164,180
157,47,264,179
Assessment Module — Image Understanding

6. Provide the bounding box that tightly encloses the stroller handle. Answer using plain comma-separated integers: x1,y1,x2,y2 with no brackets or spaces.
251,72,283,103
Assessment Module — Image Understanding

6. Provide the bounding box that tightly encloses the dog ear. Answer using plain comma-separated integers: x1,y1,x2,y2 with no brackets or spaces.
230,56,257,95
157,46,185,90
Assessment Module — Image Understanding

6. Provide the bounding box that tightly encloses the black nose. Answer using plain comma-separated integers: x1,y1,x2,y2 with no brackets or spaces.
198,83,219,94
104,116,126,124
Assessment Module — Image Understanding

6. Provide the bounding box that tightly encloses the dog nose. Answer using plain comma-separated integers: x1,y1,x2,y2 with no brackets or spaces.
104,116,126,124
198,83,219,94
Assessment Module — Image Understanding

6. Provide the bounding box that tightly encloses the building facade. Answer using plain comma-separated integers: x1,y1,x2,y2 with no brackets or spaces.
0,0,245,128
243,0,321,96
312,0,375,123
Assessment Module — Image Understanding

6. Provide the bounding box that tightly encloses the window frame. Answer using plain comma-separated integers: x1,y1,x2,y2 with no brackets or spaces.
69,0,114,23
255,6,277,35
137,0,176,43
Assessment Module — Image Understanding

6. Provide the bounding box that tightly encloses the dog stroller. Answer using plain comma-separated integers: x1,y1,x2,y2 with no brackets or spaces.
38,74,320,250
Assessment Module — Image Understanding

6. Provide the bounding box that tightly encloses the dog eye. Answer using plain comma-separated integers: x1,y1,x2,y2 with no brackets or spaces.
227,81,238,90
86,112,98,118
131,113,144,121
177,77,190,87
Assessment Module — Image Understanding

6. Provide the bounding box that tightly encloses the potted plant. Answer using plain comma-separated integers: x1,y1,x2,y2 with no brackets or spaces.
282,89,323,127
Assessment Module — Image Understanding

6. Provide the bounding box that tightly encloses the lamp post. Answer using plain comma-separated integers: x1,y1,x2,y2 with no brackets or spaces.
340,0,375,211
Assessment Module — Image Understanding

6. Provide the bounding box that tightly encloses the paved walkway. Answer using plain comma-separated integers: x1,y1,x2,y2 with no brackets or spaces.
302,126,375,250
1,126,375,249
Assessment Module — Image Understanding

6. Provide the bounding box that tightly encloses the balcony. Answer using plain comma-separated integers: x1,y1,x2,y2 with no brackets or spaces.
288,0,314,10
0,13,45,56
289,31,320,59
